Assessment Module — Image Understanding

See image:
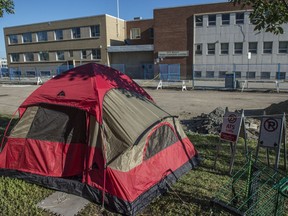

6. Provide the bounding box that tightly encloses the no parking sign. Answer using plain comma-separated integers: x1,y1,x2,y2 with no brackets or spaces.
259,116,283,148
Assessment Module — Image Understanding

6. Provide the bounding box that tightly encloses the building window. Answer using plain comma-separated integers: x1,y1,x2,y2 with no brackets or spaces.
24,52,34,62
236,12,244,24
263,42,273,54
22,33,32,43
207,43,215,55
194,71,202,78
68,50,74,58
40,71,51,77
81,50,87,59
206,71,215,78
130,28,141,39
8,35,18,44
10,53,20,62
279,41,288,53
54,30,63,40
56,51,65,61
92,49,101,59
234,42,243,54
249,42,258,54
90,25,100,37
276,72,286,80
246,71,256,79
219,71,227,78
39,52,49,61
37,31,48,42
208,14,216,26
235,71,241,78
195,44,202,55
26,71,36,77
72,27,81,39
195,15,203,27
149,28,154,38
261,72,271,79
221,43,229,54
222,13,230,25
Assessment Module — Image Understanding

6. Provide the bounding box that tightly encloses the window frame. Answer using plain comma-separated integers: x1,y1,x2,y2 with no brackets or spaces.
92,48,101,60
279,41,288,54
90,25,100,37
24,52,34,62
37,31,48,42
8,34,18,44
22,32,32,43
54,29,63,40
235,12,244,24
234,42,243,54
72,27,81,39
222,13,230,25
39,52,49,61
208,14,216,26
263,42,273,54
195,15,203,27
249,42,258,54
130,28,141,39
220,43,229,55
195,44,202,55
56,51,65,61
10,53,20,62
207,43,216,55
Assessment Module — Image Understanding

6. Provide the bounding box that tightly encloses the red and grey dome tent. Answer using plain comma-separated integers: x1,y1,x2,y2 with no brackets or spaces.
0,63,199,215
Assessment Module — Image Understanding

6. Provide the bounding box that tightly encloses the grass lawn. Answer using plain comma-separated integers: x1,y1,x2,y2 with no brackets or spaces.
0,116,287,216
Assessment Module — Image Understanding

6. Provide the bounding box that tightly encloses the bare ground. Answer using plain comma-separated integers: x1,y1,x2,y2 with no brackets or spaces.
0,85,287,120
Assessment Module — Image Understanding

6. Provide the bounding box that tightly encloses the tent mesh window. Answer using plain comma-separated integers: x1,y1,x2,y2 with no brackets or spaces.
144,124,178,160
26,104,87,144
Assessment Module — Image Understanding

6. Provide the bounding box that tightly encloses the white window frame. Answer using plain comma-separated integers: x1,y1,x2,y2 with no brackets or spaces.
8,35,18,44
222,13,230,25
39,52,49,61
54,29,63,40
221,43,229,54
208,14,216,26
249,42,258,54
207,43,215,55
195,44,202,55
92,49,101,59
130,28,141,39
90,25,100,37
56,51,65,61
37,31,48,42
279,41,288,54
72,27,81,39
235,12,244,24
234,42,243,54
22,32,32,43
24,52,34,62
195,15,203,27
263,42,273,54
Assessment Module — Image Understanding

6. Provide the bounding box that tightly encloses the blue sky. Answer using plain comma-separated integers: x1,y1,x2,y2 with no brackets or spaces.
0,0,224,58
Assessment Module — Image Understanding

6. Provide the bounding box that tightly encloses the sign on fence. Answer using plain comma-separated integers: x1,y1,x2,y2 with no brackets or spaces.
259,116,283,148
220,111,243,143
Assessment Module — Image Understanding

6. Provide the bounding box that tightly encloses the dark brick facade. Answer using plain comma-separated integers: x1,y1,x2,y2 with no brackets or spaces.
128,2,251,78
126,19,154,45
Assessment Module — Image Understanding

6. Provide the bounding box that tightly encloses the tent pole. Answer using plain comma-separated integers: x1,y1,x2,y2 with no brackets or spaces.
101,126,108,211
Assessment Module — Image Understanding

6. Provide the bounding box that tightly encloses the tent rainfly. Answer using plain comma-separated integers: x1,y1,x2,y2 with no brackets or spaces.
0,63,199,215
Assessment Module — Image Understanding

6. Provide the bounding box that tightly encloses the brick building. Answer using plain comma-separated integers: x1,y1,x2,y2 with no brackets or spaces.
4,2,288,80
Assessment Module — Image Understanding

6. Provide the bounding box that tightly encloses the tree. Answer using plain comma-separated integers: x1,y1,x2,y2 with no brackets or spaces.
0,0,14,17
230,0,288,34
